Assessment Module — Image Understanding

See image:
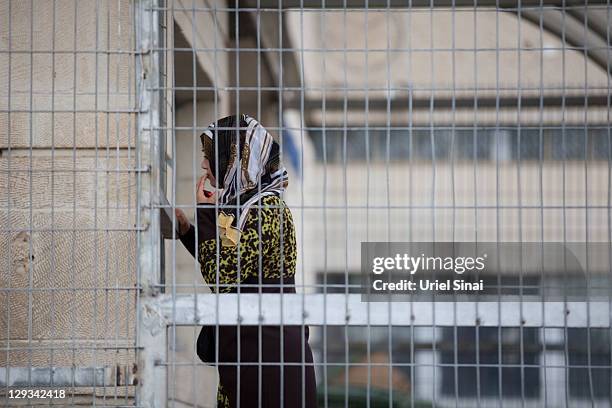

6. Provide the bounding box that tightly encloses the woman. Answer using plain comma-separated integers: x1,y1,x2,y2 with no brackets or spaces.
174,114,318,408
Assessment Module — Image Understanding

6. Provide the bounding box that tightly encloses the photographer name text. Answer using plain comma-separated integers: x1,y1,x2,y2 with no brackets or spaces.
372,278,484,292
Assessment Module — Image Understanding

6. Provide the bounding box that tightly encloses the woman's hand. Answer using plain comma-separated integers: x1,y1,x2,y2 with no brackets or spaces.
196,173,216,204
174,208,191,236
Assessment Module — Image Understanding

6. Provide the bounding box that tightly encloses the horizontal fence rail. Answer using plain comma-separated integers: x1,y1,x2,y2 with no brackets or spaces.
0,367,137,388
159,294,612,328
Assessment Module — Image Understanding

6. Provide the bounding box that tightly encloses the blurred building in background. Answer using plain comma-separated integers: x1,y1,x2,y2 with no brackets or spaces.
282,8,611,407
1,1,611,407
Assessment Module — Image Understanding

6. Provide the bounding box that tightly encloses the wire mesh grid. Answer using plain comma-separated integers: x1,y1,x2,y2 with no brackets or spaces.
1,0,140,406
1,0,611,407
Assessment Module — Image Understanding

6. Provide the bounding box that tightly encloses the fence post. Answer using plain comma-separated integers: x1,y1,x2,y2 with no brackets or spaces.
135,0,166,406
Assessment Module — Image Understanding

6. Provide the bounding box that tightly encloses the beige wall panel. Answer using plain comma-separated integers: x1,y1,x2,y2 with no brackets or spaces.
289,10,610,94
0,112,136,150
0,207,136,230
0,288,136,341
0,93,136,149
60,0,133,51
0,209,136,340
0,0,136,147
0,94,135,115
0,0,133,60
0,0,139,395
0,154,137,210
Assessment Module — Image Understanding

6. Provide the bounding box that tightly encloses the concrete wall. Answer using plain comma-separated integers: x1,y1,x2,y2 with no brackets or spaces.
0,0,137,402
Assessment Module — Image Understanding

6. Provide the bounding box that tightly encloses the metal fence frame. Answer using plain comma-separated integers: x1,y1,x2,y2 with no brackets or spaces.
135,0,166,406
133,2,612,407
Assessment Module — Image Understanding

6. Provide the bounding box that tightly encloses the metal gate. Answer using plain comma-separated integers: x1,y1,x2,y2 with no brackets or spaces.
2,1,612,407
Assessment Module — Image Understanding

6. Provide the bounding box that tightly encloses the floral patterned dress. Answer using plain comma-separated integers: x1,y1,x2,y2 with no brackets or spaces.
179,195,318,408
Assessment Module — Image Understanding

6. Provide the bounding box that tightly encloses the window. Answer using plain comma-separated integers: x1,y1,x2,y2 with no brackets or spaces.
568,328,611,399
314,273,414,405
316,271,362,294
309,127,611,163
550,128,611,160
441,327,540,398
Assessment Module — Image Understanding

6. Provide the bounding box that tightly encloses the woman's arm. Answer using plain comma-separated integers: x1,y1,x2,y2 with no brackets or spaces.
178,172,218,259
177,204,217,259
176,207,199,259
178,224,197,258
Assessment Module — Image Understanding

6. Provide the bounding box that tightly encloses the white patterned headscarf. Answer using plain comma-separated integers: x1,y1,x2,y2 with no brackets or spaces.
200,114,289,246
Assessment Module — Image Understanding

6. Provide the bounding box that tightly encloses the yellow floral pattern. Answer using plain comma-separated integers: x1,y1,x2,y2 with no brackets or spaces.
197,194,297,293
216,383,230,408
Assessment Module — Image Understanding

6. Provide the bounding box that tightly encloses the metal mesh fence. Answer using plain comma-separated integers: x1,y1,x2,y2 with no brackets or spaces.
1,0,139,406
1,1,612,407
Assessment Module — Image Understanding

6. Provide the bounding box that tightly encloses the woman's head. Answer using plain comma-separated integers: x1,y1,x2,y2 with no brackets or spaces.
199,114,287,205
200,156,217,188
200,114,243,187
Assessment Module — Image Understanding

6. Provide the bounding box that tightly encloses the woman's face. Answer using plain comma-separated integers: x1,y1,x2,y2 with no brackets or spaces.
201,156,218,188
